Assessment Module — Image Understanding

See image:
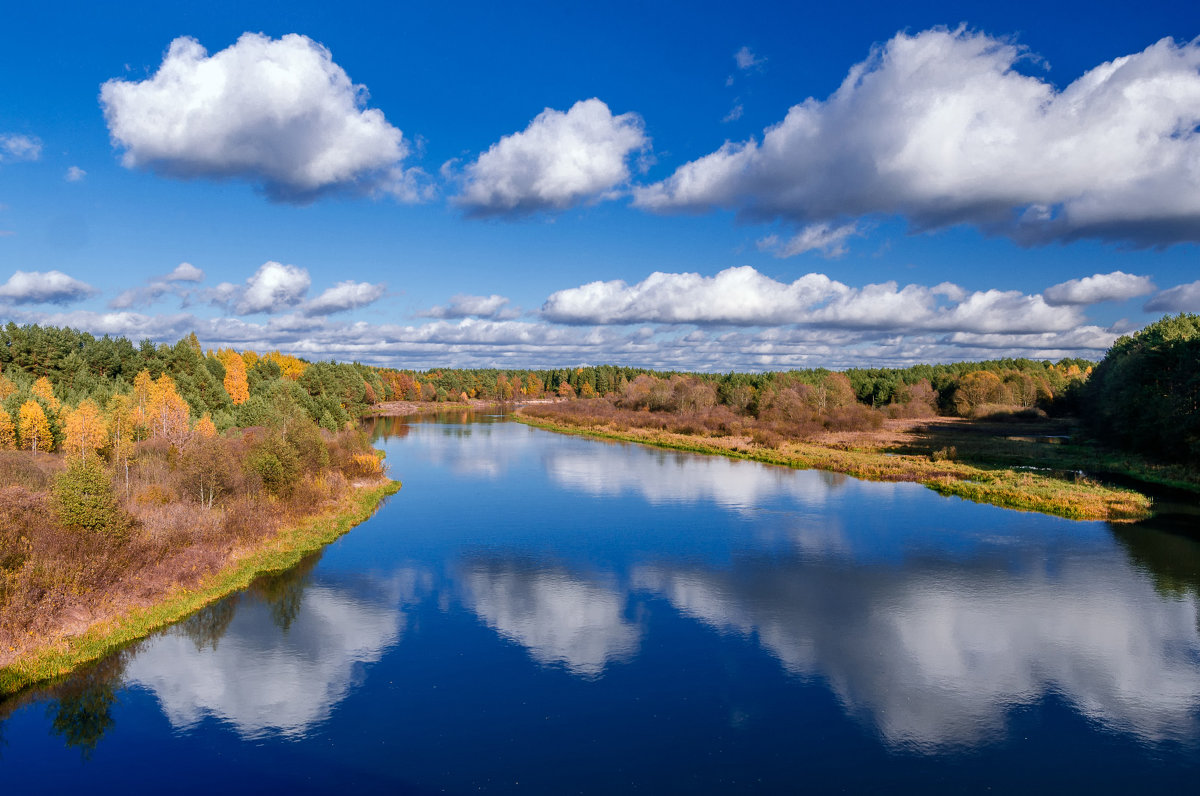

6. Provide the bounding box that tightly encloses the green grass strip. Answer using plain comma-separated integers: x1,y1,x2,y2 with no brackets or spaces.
0,479,401,698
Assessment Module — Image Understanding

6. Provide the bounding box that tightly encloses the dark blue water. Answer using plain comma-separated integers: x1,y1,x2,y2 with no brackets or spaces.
3,413,1200,793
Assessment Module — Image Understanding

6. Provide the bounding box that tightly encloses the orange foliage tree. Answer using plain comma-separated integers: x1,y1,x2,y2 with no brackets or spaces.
194,413,217,438
219,349,250,405
148,374,192,446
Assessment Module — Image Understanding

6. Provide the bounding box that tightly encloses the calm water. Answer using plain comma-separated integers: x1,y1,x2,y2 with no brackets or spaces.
3,413,1200,792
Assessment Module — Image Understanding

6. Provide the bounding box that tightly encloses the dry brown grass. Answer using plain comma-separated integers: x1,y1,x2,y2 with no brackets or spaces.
0,423,389,668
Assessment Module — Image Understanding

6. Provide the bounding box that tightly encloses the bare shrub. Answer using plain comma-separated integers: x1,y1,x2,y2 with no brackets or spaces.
0,450,63,490
220,496,280,544
824,404,885,432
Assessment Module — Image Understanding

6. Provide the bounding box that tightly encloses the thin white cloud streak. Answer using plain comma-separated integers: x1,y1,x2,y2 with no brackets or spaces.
1044,271,1156,305
420,293,517,320
635,28,1200,248
452,98,648,217
757,223,858,257
109,263,208,310
64,166,87,182
0,270,97,304
101,33,422,203
304,280,386,316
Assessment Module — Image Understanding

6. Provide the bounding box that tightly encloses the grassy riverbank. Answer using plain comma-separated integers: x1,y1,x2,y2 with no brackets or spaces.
0,478,399,698
516,413,1153,522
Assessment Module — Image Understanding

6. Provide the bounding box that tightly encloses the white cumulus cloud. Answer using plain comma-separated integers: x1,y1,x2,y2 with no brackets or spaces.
542,265,1082,334
0,270,97,304
212,261,312,315
1144,280,1200,313
100,33,419,203
635,28,1200,248
64,166,86,182
166,262,205,282
1043,271,1156,305
453,98,648,217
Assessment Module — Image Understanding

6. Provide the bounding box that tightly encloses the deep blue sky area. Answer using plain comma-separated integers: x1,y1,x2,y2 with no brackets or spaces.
0,1,1197,369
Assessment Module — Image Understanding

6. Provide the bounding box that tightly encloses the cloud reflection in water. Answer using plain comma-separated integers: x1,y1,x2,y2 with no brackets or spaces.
124,569,429,738
634,553,1200,750
459,560,641,678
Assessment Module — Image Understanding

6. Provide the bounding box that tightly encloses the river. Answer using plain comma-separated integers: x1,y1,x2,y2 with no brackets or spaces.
2,412,1199,792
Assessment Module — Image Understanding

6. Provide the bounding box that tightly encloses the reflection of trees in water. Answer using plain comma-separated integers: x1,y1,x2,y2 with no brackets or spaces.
818,470,849,490
249,552,322,634
363,416,413,442
0,550,328,756
0,648,132,759
179,596,240,651
1112,523,1200,615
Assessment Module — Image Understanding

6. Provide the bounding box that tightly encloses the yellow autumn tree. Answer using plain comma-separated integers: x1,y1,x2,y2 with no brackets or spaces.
106,393,136,464
18,399,51,453
0,373,15,401
265,351,307,381
31,376,60,414
147,374,192,446
0,407,15,449
132,369,154,435
64,399,108,460
219,349,250,405
194,413,217,438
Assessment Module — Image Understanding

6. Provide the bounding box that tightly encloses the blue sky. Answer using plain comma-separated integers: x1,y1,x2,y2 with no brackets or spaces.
0,0,1198,370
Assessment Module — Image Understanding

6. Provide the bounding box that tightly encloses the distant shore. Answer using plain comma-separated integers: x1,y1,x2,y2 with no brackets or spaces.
515,410,1155,523
367,398,561,416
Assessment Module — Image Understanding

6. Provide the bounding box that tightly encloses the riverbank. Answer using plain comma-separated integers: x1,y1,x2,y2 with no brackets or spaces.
0,478,399,698
368,398,560,416
515,412,1153,522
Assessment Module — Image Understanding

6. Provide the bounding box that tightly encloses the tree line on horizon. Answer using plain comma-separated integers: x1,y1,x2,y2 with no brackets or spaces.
2,317,1195,465
0,321,1102,456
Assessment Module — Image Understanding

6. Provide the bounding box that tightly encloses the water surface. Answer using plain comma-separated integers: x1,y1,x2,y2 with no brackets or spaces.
3,413,1200,792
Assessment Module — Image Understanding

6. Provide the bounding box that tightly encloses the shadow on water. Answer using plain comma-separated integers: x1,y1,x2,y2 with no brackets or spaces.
1112,521,1200,605
0,548,327,756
